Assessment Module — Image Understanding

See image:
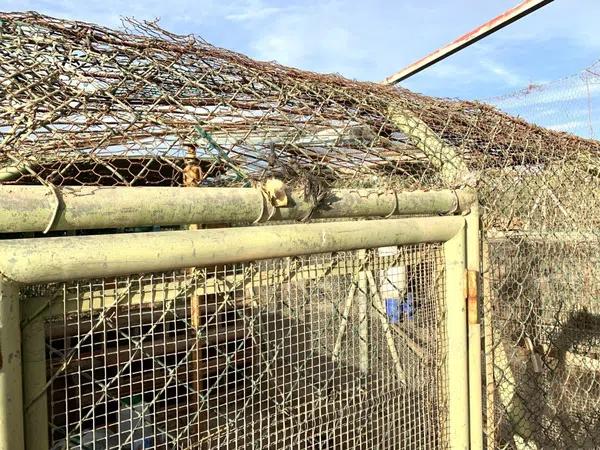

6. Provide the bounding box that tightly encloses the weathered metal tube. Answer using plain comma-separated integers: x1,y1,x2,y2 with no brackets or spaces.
0,186,469,233
465,199,484,450
0,281,24,450
22,307,49,450
443,225,470,449
0,216,464,284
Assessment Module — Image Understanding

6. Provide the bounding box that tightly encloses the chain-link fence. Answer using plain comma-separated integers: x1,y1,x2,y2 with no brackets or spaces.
3,12,597,194
488,61,600,140
481,65,600,449
1,11,600,450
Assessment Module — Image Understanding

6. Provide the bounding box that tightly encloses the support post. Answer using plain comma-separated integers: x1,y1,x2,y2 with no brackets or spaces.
0,280,24,450
382,0,553,85
443,225,469,449
22,302,49,450
357,250,369,375
465,198,484,450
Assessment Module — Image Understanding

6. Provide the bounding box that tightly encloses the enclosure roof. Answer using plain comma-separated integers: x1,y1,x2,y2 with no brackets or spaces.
1,11,598,189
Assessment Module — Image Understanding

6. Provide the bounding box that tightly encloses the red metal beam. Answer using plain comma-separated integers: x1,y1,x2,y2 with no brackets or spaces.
382,0,554,85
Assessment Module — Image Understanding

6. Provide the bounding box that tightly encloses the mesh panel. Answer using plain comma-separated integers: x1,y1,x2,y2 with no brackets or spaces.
23,245,448,449
487,60,600,139
481,159,600,449
1,12,598,192
484,237,600,449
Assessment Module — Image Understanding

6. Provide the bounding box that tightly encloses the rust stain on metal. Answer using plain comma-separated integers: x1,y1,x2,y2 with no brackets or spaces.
263,178,288,207
467,269,479,325
383,0,553,84
183,143,203,187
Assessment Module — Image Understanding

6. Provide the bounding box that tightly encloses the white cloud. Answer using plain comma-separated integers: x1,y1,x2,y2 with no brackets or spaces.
489,0,600,50
418,56,526,94
480,59,525,87
546,121,589,131
248,2,369,76
226,7,281,22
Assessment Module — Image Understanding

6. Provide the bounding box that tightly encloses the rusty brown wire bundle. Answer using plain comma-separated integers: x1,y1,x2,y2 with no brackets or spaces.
1,11,598,191
2,11,600,450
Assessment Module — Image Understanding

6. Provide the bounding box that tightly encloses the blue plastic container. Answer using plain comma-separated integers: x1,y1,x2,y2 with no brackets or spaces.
385,299,402,323
385,293,415,323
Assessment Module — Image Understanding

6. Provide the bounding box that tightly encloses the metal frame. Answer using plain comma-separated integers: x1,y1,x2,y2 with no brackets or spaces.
0,186,472,233
0,187,480,450
0,281,24,450
21,305,48,450
442,224,470,449
466,200,483,450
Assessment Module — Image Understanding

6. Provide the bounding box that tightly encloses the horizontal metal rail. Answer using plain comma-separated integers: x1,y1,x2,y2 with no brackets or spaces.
0,216,464,284
0,186,473,233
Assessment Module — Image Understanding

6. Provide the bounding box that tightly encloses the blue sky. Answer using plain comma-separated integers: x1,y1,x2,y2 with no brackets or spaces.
1,0,599,134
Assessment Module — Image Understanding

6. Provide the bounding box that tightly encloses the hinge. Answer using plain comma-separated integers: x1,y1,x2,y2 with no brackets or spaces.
466,269,479,325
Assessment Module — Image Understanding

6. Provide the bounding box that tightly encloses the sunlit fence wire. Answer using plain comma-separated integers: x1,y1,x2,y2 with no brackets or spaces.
483,234,600,449
487,60,600,140
22,246,448,449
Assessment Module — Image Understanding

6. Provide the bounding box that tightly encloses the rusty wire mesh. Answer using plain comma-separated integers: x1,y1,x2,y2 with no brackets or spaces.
3,11,600,450
1,11,598,192
480,166,600,449
22,246,447,449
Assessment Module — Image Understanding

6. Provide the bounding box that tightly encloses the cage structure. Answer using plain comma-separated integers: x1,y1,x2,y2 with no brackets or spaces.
7,210,474,450
0,11,599,450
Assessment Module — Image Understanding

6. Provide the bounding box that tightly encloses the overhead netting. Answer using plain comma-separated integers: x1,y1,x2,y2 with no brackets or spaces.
1,11,597,192
2,11,600,450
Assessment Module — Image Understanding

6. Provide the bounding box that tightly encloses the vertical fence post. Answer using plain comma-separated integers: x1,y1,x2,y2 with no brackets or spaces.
357,250,369,375
22,300,49,450
183,143,204,439
481,239,497,448
443,225,470,449
466,199,484,449
0,279,24,450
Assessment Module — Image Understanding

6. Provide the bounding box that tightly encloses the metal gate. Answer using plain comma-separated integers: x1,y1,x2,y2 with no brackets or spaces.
0,187,480,449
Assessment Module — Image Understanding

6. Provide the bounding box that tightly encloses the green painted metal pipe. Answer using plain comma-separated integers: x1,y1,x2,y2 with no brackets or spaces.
443,225,470,449
0,216,464,284
0,186,470,233
0,281,24,450
21,310,49,450
0,164,30,182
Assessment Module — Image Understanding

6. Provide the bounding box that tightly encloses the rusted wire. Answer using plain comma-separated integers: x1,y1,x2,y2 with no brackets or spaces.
1,12,598,193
